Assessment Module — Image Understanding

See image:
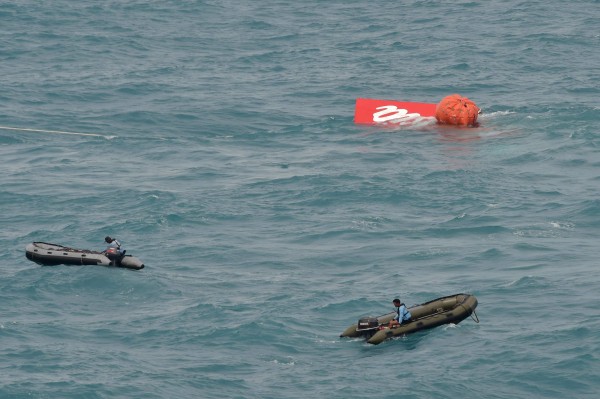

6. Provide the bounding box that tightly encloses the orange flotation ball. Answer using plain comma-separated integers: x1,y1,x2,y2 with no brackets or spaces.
435,94,480,126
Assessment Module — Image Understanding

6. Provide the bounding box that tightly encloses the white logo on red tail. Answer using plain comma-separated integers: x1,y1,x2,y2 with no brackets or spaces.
372,105,421,123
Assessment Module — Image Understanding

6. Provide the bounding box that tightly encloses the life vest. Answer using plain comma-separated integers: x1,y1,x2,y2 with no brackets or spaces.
397,304,412,321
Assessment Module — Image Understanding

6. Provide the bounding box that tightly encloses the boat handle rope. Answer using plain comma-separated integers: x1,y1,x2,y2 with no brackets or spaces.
470,310,480,323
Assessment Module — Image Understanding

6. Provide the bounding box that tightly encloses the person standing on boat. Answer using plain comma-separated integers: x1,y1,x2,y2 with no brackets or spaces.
104,236,125,258
388,298,411,328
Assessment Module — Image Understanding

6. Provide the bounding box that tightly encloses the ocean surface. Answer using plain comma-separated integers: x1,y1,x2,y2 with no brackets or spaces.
1,1,599,398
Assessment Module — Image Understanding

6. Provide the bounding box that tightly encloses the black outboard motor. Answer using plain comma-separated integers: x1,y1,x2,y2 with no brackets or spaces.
104,247,123,265
356,316,380,338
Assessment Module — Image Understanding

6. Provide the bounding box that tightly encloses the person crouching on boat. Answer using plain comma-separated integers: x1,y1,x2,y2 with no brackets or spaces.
388,298,411,328
104,236,125,260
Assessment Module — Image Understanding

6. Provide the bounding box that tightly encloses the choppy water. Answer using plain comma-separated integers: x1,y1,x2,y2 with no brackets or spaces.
1,1,599,398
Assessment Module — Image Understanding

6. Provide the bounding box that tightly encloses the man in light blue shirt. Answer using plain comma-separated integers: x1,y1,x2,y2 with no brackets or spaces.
104,236,125,257
388,298,412,328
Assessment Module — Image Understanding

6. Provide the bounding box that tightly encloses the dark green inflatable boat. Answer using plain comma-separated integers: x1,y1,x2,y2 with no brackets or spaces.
340,293,478,345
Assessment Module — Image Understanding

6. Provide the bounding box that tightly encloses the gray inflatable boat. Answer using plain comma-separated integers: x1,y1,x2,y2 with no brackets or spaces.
25,242,145,270
340,293,478,345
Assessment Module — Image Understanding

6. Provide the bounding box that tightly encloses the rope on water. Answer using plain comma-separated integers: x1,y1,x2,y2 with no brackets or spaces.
0,125,113,138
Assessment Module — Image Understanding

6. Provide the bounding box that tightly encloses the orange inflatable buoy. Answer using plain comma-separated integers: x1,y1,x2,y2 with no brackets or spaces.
435,94,480,126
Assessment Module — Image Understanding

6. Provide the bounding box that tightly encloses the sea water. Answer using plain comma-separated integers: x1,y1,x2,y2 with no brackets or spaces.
1,1,599,398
